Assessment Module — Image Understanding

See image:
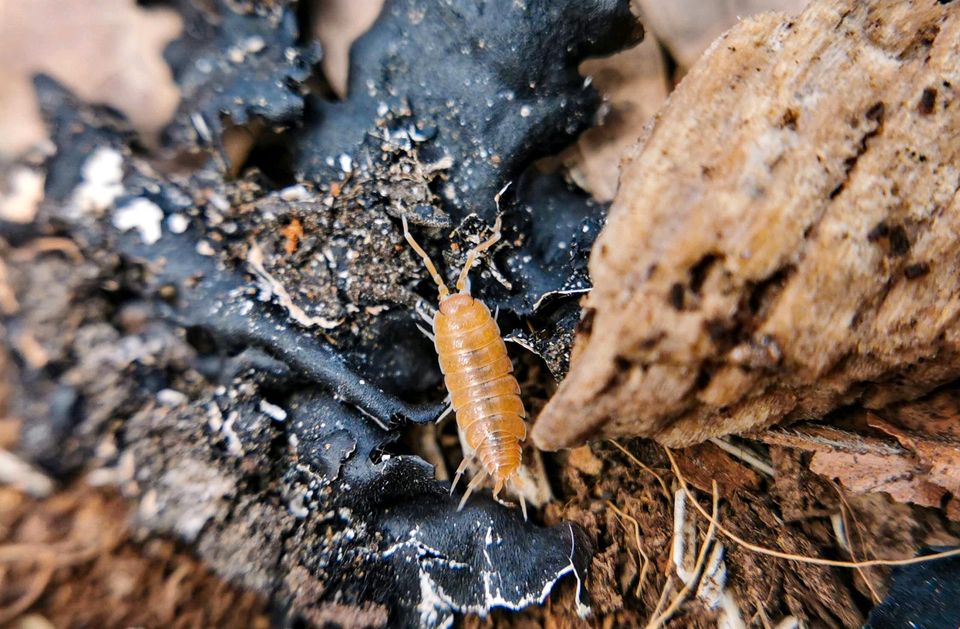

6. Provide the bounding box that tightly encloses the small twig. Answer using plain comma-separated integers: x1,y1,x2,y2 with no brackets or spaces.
709,437,775,477
648,574,674,623
0,563,55,624
247,242,343,330
9,237,84,263
0,508,125,623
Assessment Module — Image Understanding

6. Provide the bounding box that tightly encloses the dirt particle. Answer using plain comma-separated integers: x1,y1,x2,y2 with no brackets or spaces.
904,262,930,279
779,108,799,130
669,282,685,310
280,218,304,255
919,87,937,115
689,253,721,294
888,225,911,256
867,221,889,241
865,101,885,123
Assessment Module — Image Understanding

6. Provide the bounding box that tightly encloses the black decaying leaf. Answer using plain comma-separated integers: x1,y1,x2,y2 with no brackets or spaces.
865,547,960,629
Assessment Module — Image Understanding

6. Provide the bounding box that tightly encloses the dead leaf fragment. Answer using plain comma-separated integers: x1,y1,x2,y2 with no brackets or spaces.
868,413,960,495
884,390,960,441
808,450,946,509
760,422,960,519
0,0,181,156
560,35,668,202
312,0,384,98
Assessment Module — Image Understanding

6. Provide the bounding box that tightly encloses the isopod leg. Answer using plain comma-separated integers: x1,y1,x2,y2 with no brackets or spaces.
449,458,470,495
492,477,504,501
416,303,435,325
457,470,489,512
416,324,435,341
435,402,453,424
519,494,528,522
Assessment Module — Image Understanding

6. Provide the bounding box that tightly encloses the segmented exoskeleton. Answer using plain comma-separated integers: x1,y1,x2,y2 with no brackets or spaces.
402,207,528,519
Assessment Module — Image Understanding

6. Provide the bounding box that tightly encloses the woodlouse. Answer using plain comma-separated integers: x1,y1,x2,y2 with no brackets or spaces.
402,209,528,519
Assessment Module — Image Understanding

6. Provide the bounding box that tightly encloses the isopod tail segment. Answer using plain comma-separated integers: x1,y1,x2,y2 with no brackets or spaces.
449,458,529,522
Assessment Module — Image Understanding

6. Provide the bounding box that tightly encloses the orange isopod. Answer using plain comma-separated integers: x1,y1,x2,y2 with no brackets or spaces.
401,210,528,519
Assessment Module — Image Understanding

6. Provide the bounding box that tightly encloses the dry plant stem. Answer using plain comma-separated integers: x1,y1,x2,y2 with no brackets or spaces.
708,437,775,476
661,447,960,568
831,483,882,604
754,604,774,629
608,440,671,499
644,480,719,629
647,574,674,625
9,237,84,263
606,501,651,597
0,516,124,621
0,563,55,624
0,538,116,565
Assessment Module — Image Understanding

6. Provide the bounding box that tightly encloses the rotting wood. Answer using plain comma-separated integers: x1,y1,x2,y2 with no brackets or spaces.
533,0,960,450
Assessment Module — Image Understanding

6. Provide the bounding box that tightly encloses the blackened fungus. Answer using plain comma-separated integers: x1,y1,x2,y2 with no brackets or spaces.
295,0,642,222
865,546,960,629
162,0,320,156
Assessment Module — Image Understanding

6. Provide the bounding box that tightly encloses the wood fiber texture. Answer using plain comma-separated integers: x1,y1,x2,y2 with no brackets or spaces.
533,0,960,449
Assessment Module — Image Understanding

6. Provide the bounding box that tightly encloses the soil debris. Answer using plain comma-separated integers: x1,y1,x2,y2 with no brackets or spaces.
0,484,270,627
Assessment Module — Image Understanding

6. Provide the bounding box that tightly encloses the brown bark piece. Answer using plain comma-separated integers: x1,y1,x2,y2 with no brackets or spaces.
769,446,838,521
671,442,761,497
885,387,960,439
808,449,946,509
760,422,960,516
868,413,960,495
533,0,960,450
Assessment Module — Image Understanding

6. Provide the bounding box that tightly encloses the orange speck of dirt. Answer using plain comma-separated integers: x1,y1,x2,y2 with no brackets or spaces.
330,181,342,197
281,218,304,255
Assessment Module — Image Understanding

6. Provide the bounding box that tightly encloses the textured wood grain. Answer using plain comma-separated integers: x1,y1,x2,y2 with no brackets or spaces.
533,0,960,449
